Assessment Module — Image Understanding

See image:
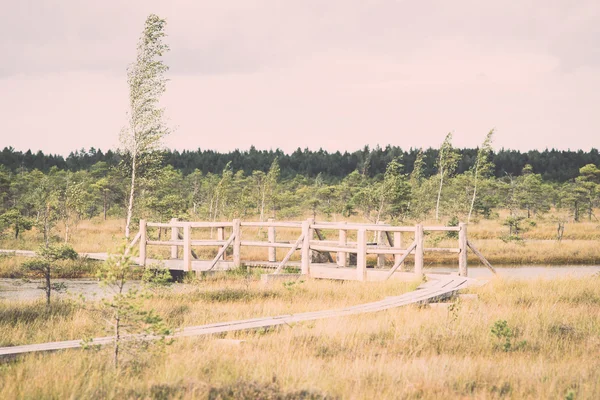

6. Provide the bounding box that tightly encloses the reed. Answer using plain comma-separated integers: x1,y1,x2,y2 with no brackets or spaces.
0,275,599,399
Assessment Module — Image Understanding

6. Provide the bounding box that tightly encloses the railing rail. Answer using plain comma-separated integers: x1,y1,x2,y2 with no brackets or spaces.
133,218,494,280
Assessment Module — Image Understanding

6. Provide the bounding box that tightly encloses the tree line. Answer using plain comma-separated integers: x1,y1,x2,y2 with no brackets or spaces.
2,145,600,183
1,132,599,244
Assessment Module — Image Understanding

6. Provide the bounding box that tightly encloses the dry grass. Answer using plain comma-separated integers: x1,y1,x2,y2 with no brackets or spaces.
1,214,599,280
1,274,599,399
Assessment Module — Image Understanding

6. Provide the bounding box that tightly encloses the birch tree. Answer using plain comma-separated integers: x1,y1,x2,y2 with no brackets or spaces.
407,148,426,219
121,14,170,239
265,157,280,218
435,133,461,221
468,129,494,222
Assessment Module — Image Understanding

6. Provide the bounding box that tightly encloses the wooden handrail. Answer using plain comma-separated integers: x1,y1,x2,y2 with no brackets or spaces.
274,234,305,274
385,241,417,280
467,240,497,275
310,223,416,232
206,233,237,271
136,219,481,280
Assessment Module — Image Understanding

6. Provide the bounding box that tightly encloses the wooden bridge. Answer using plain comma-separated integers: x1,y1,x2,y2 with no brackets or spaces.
131,218,495,281
0,219,495,357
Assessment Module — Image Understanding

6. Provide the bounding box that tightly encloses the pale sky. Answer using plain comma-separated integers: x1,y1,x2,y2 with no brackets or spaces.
1,0,599,156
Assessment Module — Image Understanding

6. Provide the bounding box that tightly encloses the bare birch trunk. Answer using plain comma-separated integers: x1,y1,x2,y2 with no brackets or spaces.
125,155,137,240
468,167,479,223
103,191,108,220
435,169,444,221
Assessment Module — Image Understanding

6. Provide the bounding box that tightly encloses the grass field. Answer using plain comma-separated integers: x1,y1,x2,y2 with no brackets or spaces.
0,273,599,399
1,214,599,280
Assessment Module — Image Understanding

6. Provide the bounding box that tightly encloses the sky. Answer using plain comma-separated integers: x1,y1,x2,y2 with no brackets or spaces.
1,0,599,156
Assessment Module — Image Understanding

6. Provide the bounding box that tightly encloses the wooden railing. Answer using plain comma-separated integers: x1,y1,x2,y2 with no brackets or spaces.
135,218,494,280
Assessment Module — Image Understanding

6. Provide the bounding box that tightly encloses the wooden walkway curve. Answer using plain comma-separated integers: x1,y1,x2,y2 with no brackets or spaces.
0,275,476,357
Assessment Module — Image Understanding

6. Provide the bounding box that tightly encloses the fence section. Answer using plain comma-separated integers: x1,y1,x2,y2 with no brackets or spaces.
135,219,487,280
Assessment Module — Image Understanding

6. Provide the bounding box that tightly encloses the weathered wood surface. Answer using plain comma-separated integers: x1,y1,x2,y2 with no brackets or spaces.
0,276,474,357
467,240,497,275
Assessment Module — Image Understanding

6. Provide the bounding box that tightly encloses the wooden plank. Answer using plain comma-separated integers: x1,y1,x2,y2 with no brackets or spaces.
338,223,347,267
385,241,417,280
274,234,304,274
241,221,302,228
218,226,225,261
301,220,310,275
310,223,415,232
189,222,234,228
356,228,367,281
139,219,147,266
125,231,142,256
233,219,241,268
240,241,295,248
414,224,424,278
190,240,228,246
0,277,473,357
148,222,233,228
310,244,358,253
183,224,191,272
467,240,497,275
393,231,403,270
376,222,386,268
309,240,344,245
268,219,276,262
459,223,468,277
206,233,236,271
147,222,182,228
170,218,179,259
366,248,409,255
177,232,199,259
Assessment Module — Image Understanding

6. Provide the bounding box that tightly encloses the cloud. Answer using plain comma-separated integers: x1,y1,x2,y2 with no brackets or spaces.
4,0,598,78
1,0,599,154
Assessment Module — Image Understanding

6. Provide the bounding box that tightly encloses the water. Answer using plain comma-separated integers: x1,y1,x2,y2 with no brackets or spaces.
1,265,599,302
425,265,600,279
0,279,141,302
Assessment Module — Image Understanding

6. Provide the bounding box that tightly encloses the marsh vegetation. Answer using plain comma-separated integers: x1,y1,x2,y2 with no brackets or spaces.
0,272,599,399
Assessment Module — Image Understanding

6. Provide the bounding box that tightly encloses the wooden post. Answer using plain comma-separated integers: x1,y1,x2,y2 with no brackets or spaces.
301,220,310,275
139,219,147,267
233,219,241,268
307,218,315,262
217,226,225,261
377,222,385,268
356,228,367,281
267,218,276,262
393,231,403,271
414,224,424,278
183,223,191,272
337,222,347,267
459,223,468,277
170,218,179,259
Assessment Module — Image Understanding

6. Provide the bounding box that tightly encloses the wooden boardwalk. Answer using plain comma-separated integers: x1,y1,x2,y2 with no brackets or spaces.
0,275,475,357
